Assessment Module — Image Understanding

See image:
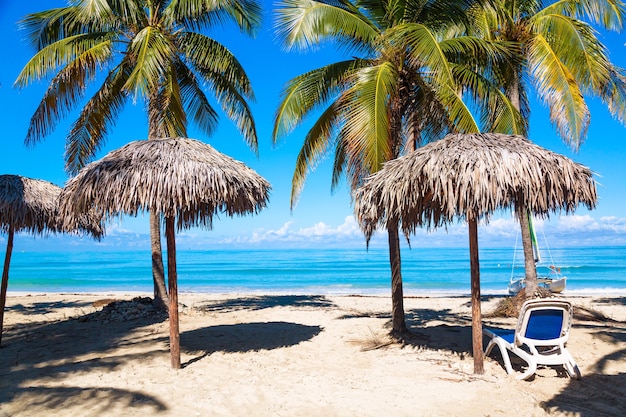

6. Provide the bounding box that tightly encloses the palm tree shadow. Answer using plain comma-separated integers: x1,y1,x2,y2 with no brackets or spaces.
198,295,336,312
1,385,168,415
542,325,626,415
401,308,473,353
7,300,95,315
180,321,323,367
1,300,170,414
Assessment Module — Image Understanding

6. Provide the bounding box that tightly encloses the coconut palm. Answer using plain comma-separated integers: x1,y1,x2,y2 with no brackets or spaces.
15,0,262,308
273,0,523,336
469,0,626,296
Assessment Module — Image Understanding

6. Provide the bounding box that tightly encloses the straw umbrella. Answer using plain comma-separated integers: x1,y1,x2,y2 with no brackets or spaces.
0,174,104,346
354,133,597,374
59,137,271,369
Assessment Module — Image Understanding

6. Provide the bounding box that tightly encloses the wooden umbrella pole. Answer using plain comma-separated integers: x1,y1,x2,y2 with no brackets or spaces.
0,226,14,346
468,216,484,374
165,216,180,369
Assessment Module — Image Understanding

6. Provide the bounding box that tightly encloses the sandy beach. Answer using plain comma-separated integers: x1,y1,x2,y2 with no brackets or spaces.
1,292,625,416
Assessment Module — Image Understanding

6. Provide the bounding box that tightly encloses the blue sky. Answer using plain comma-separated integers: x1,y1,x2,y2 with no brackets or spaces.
1,0,626,252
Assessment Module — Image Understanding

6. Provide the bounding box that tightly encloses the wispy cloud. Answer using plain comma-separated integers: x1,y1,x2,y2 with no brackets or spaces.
10,213,626,251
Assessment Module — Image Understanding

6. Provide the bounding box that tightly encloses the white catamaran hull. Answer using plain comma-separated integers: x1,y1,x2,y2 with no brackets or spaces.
508,276,567,295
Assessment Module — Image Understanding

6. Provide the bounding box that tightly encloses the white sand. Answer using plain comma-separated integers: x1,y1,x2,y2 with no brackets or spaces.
1,292,625,416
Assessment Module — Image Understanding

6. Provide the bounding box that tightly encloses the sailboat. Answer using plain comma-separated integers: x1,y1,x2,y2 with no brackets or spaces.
507,214,566,295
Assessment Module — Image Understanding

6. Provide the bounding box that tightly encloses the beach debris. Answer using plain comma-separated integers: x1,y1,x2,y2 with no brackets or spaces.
485,288,556,318
350,328,397,351
81,297,168,323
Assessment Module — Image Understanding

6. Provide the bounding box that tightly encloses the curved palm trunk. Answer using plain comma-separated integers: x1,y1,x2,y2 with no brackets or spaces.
148,95,168,309
509,77,538,297
388,219,407,336
0,225,14,346
516,201,538,296
150,214,168,309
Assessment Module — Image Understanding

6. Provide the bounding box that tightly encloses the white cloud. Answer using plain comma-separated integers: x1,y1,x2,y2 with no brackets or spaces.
13,213,626,251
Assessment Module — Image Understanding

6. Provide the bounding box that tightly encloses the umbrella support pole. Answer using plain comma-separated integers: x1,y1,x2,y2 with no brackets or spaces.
0,226,14,346
165,216,180,369
468,217,484,374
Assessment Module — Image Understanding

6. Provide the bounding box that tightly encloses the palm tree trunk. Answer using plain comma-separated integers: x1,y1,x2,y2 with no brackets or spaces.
387,219,407,336
0,225,14,346
150,214,168,309
516,201,538,297
148,93,168,309
165,215,181,369
509,76,538,297
468,216,484,374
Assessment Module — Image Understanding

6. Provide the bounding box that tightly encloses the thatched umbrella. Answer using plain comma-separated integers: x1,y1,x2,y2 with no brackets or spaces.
354,133,597,374
0,174,104,346
59,137,271,369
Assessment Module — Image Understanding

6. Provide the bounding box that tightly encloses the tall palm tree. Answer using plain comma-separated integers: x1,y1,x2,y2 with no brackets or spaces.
471,0,626,296
274,0,523,336
15,0,261,308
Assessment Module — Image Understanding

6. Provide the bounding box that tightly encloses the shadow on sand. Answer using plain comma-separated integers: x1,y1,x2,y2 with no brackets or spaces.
395,305,626,416
542,325,626,416
180,321,322,367
0,295,327,415
198,294,336,312
7,299,96,316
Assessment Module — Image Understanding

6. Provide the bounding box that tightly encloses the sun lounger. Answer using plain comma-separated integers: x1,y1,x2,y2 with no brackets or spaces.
483,299,581,380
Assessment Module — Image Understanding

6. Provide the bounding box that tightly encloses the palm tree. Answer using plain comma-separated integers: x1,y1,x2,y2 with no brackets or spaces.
274,0,522,336
470,0,626,296
15,0,262,308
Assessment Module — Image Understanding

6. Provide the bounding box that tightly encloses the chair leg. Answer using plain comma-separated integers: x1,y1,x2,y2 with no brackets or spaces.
485,339,516,375
564,358,581,379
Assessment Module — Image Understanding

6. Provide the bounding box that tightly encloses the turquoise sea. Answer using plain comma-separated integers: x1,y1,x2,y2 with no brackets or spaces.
6,246,626,295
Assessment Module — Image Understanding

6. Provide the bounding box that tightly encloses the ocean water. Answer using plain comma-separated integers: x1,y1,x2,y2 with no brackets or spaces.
6,246,626,295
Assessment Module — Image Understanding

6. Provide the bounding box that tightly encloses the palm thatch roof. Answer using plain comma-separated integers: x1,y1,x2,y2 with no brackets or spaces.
59,137,271,228
354,132,598,375
0,174,103,237
1,174,102,347
58,136,271,369
355,133,597,239
0,174,60,234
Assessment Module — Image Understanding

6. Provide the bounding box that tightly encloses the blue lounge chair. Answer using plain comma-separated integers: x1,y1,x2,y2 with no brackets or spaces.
483,299,581,380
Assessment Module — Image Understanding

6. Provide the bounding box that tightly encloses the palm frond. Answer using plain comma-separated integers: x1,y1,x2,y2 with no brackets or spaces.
274,0,379,51
179,32,254,98
387,23,455,88
273,60,360,142
65,63,130,174
21,37,115,146
175,61,220,137
19,7,82,49
165,0,262,35
540,0,626,31
205,73,258,152
15,33,113,87
340,62,398,174
291,102,341,207
601,65,626,124
153,63,188,138
531,13,612,93
433,82,481,134
125,26,175,96
528,34,590,149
